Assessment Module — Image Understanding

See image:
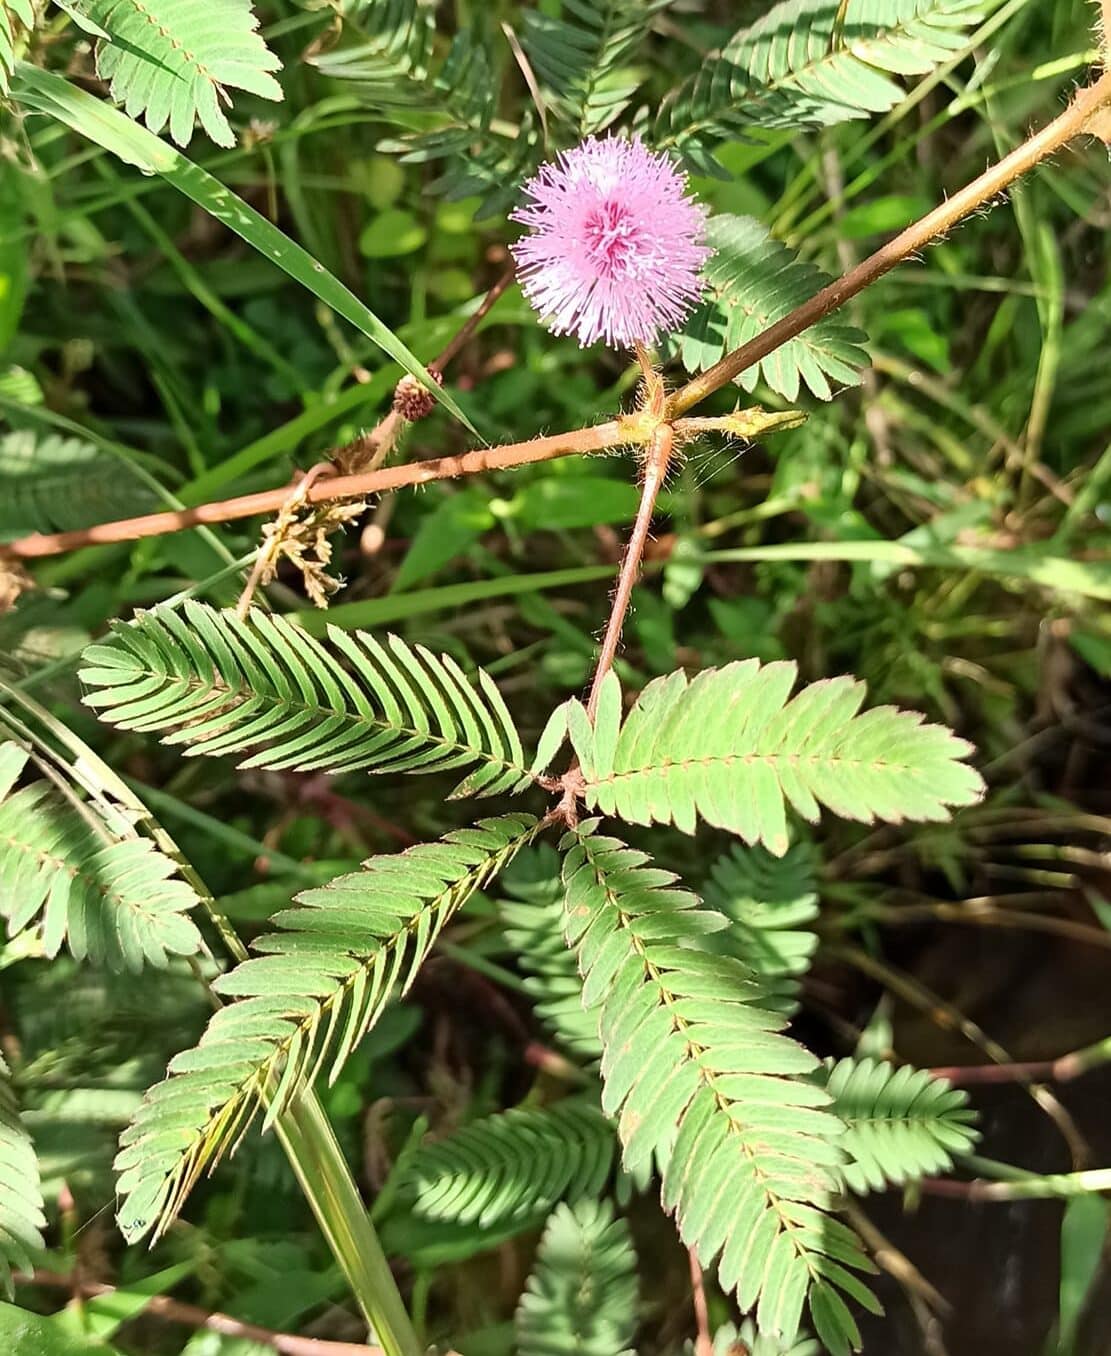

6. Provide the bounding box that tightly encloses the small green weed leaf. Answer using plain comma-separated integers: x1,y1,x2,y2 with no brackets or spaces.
0,1053,45,1297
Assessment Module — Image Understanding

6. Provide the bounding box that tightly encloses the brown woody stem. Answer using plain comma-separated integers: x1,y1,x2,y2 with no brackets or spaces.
667,71,1111,416
7,422,622,559
5,73,1109,563
19,1270,404,1356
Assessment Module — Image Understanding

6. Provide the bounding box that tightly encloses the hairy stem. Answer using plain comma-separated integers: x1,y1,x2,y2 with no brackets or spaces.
5,74,1109,564
585,422,673,720
6,422,622,559
667,71,1111,416
333,261,517,476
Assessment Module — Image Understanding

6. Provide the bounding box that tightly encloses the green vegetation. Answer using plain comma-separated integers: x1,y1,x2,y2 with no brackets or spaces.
1,1,1110,1354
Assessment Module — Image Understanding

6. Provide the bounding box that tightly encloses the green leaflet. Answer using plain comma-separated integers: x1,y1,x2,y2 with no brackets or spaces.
521,0,670,136
69,0,283,147
0,741,202,971
79,601,531,797
0,0,32,95
655,0,986,172
0,1053,45,1297
114,814,538,1243
498,843,603,1058
818,1057,979,1195
672,215,869,401
711,1319,820,1356
399,1100,614,1229
699,841,820,1013
559,824,878,1351
516,1199,639,1356
569,668,984,857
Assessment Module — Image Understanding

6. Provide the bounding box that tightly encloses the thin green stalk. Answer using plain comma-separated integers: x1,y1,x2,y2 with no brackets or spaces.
275,1094,423,1356
946,1156,1111,1201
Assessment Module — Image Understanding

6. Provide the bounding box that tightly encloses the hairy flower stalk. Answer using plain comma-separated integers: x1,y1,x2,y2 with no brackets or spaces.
511,135,710,349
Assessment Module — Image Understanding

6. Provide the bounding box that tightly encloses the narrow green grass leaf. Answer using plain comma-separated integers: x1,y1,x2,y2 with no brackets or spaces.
11,64,479,438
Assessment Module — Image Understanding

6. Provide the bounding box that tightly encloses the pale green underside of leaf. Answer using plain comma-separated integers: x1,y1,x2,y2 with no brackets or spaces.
714,1318,821,1356
560,825,878,1351
0,741,202,971
0,430,157,540
79,601,530,797
401,1100,615,1230
654,0,986,172
570,667,984,857
673,215,869,401
0,1053,45,1298
521,0,669,136
71,0,283,147
818,1057,979,1195
516,1198,639,1356
114,814,537,1243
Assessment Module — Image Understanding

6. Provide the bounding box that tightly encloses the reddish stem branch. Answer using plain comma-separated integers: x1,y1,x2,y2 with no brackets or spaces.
585,422,673,720
930,1036,1111,1086
688,1249,714,1356
7,422,622,559
20,1271,390,1356
667,71,1111,416
334,260,517,475
431,259,516,372
4,73,1110,563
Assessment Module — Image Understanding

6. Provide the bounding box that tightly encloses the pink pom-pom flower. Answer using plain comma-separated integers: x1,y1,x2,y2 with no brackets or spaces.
510,135,710,350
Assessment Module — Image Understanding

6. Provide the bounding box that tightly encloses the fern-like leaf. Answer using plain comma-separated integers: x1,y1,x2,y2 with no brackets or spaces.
0,741,202,971
80,602,530,797
499,843,603,1058
0,431,157,541
561,824,879,1350
655,0,984,172
312,7,532,218
672,215,869,400
73,0,283,147
521,0,668,135
308,0,434,101
0,1053,45,1297
400,1100,614,1229
516,1198,639,1356
114,814,537,1242
818,1057,978,1195
569,669,983,857
700,842,819,1013
0,0,32,95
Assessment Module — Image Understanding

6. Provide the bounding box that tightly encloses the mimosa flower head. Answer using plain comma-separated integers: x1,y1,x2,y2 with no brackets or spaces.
510,135,710,350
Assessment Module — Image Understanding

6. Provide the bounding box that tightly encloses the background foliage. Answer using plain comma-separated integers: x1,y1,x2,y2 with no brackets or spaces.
1,0,1110,1354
